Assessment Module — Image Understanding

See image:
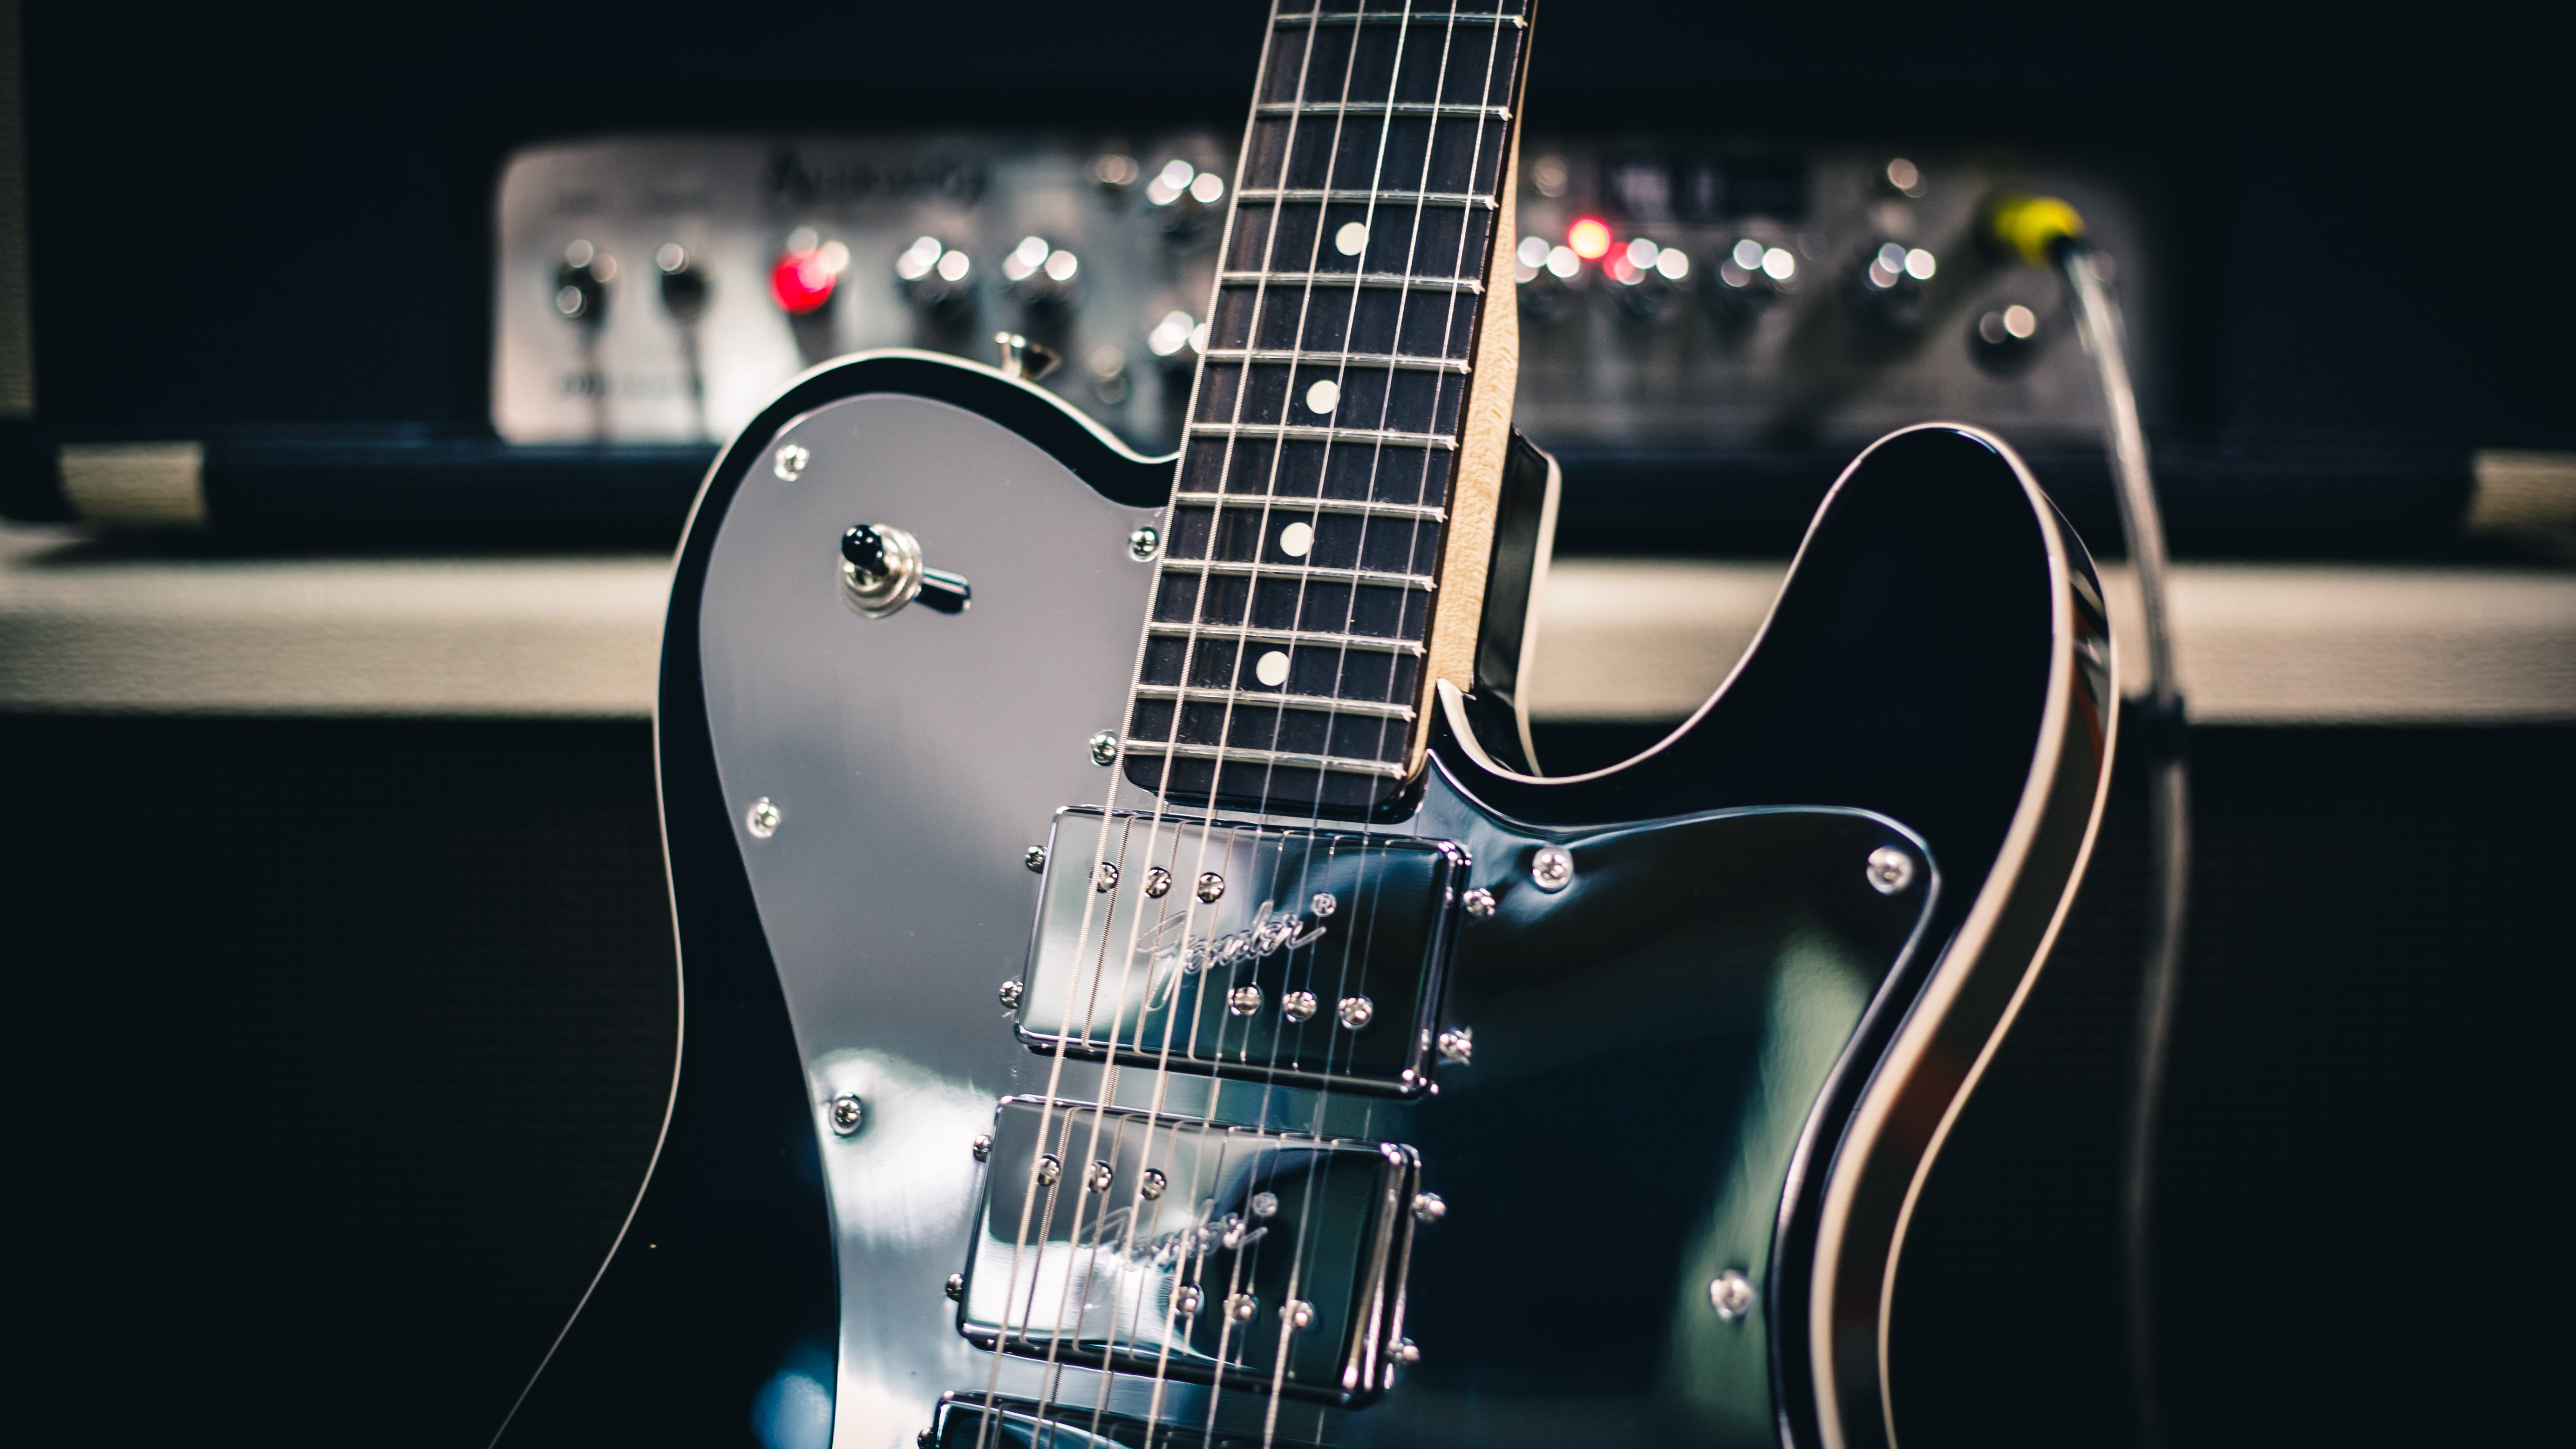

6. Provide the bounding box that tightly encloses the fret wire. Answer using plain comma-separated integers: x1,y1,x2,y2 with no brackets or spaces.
1159,558,1436,591
1254,102,1510,120
1220,270,1483,294
1171,492,1445,523
1185,422,1456,450
1119,739,1409,781
1200,347,1469,375
1274,11,1526,27
1147,622,1424,657
1234,188,1497,210
1132,683,1416,723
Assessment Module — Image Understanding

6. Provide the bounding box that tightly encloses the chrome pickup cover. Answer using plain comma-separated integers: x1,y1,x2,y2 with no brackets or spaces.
958,1099,1420,1406
1020,809,1467,1094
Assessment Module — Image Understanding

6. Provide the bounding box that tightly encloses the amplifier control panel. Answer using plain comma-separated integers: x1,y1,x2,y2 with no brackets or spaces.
494,134,2158,456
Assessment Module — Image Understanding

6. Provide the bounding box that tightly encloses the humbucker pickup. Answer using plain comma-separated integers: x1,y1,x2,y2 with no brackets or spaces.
957,1099,1421,1405
1019,809,1467,1094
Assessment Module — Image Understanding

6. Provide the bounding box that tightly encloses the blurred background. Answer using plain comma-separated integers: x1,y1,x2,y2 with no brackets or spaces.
1,1,2565,1445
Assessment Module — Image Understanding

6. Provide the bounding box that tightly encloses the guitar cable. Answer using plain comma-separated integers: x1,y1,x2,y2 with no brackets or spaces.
1988,195,2191,1449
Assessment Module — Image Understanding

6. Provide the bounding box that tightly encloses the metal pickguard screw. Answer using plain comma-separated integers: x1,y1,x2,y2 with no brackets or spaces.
1227,983,1263,1016
1530,845,1574,891
1196,871,1225,903
773,443,809,481
1024,845,1047,873
1281,990,1318,1022
1867,845,1916,894
1461,887,1495,918
998,979,1025,1011
746,797,781,838
1710,1270,1755,1320
829,1094,864,1135
1337,995,1374,1029
1412,1192,1447,1224
1128,524,1162,560
1089,730,1120,766
970,1133,992,1162
1093,860,1120,892
1144,866,1173,898
1437,1027,1474,1065
944,1272,965,1302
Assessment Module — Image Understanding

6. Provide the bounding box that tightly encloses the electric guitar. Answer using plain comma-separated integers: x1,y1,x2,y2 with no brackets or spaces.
497,5,2114,1447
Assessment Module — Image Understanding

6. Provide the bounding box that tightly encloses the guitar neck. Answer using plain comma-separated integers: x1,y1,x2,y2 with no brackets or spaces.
1122,0,1533,820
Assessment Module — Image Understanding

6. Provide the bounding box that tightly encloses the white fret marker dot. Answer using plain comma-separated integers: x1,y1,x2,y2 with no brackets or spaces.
1278,521,1314,558
1255,650,1291,687
1335,222,1369,256
1305,380,1339,414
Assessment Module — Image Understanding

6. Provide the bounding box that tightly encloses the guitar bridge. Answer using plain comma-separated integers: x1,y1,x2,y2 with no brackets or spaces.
956,1098,1421,1406
1019,809,1467,1094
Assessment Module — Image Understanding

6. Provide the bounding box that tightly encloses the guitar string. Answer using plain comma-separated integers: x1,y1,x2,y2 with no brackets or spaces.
984,5,1520,1442
1007,7,1331,1445
970,1,1305,1432
1254,4,1450,1439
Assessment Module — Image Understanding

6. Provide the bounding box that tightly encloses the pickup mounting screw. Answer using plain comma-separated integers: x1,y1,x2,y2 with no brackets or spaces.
1035,1153,1062,1187
1393,1337,1421,1364
1437,1027,1474,1065
1281,1299,1315,1331
1530,845,1574,891
828,1094,865,1135
1337,995,1374,1029
1128,525,1162,560
1144,866,1174,898
1174,1284,1203,1316
1228,1293,1259,1323
1710,1270,1755,1320
970,1133,993,1162
1086,1161,1115,1192
1025,845,1047,873
1089,730,1120,765
1093,860,1120,892
1227,983,1263,1016
1140,1168,1169,1200
998,979,1025,1011
1412,1191,1447,1224
773,443,810,482
1281,990,1318,1022
1867,845,1916,894
1461,887,1496,918
944,1272,965,1302
1196,871,1226,903
746,797,781,838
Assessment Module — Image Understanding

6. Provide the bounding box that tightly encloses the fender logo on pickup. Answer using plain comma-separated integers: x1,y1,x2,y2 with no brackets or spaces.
1019,809,1467,1095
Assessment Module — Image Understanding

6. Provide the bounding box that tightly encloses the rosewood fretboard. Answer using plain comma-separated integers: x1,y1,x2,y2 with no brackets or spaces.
1122,0,1533,818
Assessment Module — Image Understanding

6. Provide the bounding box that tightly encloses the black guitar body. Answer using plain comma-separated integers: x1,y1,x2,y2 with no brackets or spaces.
495,353,2111,1449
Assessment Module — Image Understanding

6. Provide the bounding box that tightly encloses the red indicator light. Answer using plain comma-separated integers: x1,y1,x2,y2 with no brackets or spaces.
1566,218,1612,261
769,250,838,314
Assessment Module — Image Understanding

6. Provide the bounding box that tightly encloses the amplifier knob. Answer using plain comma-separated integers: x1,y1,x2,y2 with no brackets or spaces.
1001,235,1080,310
553,239,613,323
770,226,848,316
655,243,709,322
1846,240,1937,332
894,233,973,311
1709,237,1796,323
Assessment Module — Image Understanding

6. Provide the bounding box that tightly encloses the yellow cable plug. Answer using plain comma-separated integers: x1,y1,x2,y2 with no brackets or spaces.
1986,194,2088,268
